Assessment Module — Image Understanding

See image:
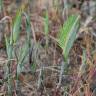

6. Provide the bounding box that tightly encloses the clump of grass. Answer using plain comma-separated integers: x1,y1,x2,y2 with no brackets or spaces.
57,14,80,88
4,4,32,95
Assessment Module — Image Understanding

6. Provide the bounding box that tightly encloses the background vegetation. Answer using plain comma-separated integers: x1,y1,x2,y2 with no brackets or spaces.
0,0,96,96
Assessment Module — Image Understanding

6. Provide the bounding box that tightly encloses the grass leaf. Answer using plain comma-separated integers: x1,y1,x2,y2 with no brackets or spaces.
18,42,29,64
10,4,26,44
57,15,80,60
44,11,49,35
5,35,13,59
0,0,3,12
23,12,31,44
44,11,49,48
16,42,29,78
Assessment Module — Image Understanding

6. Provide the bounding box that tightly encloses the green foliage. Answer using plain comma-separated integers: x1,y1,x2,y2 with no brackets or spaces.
24,12,31,43
0,0,3,12
4,5,32,89
16,42,29,78
31,63,36,73
5,34,13,96
5,35,13,59
44,11,49,48
24,12,37,73
16,12,31,78
57,15,80,60
10,4,26,44
44,11,49,35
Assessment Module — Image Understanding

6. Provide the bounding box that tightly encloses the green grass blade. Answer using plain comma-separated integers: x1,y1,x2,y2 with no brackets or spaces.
44,11,49,48
18,42,29,64
16,12,31,78
44,11,49,35
16,42,29,78
5,35,13,59
23,12,31,43
0,0,3,12
57,15,80,60
10,4,26,44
